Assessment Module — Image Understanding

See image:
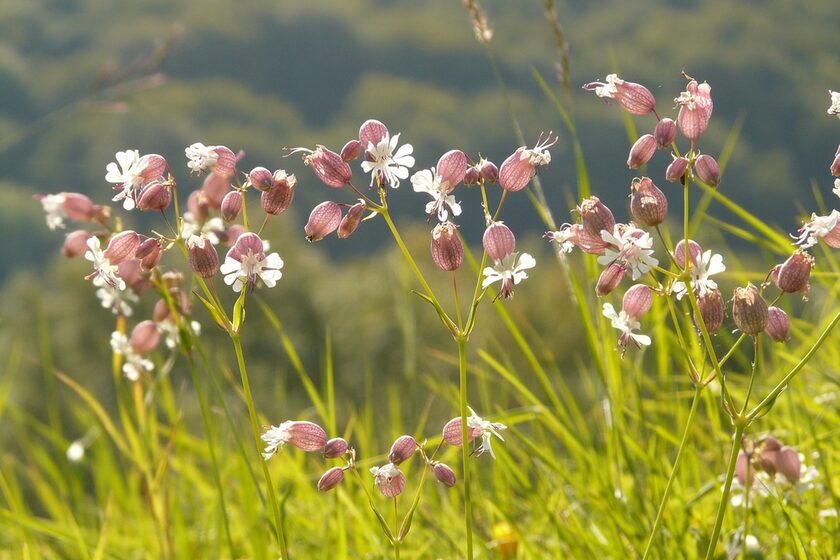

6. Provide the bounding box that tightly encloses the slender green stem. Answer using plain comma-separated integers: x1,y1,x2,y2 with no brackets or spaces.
742,478,751,560
704,424,746,560
231,333,288,559
457,337,474,559
741,337,759,415
393,498,400,560
452,271,463,330
642,384,703,558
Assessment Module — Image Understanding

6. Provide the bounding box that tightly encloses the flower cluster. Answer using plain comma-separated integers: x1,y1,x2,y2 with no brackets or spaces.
731,436,820,506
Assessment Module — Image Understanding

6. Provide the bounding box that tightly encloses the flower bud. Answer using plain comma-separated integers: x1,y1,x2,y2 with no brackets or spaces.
479,159,499,183
665,157,690,183
830,145,840,177
324,438,349,459
308,146,352,188
220,191,242,222
120,259,150,294
765,306,790,343
464,164,480,186
436,149,467,191
694,154,720,187
483,222,516,261
137,238,163,272
261,172,296,215
772,251,813,294
304,201,342,242
202,172,230,210
338,202,366,239
432,462,456,487
187,234,219,279
498,148,534,192
595,262,626,296
430,222,464,271
442,417,481,447
732,283,768,335
389,435,417,465
654,118,676,149
629,177,668,226
249,167,274,192
674,239,703,269
137,181,172,211
775,447,801,483
578,196,616,238
318,467,345,492
622,284,653,319
359,119,388,150
104,230,140,264
627,134,657,169
130,320,160,353
340,139,362,162
286,421,327,452
62,230,92,258
695,289,725,333
62,193,97,221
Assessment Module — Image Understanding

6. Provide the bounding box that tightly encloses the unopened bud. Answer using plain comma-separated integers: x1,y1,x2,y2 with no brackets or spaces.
261,172,296,215
104,230,140,264
187,234,219,279
324,438,349,459
62,193,97,221
622,284,653,319
388,435,417,465
202,173,230,210
772,251,813,294
137,181,172,211
308,146,352,188
464,164,480,186
130,320,160,353
665,157,689,183
654,118,676,148
249,167,274,192
483,222,515,261
627,134,657,169
630,177,668,226
499,148,535,192
62,230,92,258
431,222,464,271
480,160,499,183
318,467,345,492
674,239,703,269
775,447,801,483
765,306,790,343
359,119,388,150
732,283,768,335
578,196,616,238
220,191,242,222
694,154,720,187
137,238,163,272
695,289,725,333
596,262,626,296
286,421,327,452
340,139,362,162
338,202,366,239
305,201,342,242
433,462,456,487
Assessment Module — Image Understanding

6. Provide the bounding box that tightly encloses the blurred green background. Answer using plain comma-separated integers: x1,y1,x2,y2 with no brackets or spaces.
1,0,839,431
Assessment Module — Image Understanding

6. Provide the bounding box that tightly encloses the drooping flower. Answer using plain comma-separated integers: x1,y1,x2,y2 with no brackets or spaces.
185,143,235,176
39,194,68,230
369,463,406,497
442,407,507,459
410,150,467,221
261,421,327,460
597,224,659,280
672,250,725,299
828,90,840,119
674,79,713,140
105,150,166,210
481,252,536,300
219,232,283,292
359,120,415,188
582,74,656,115
602,302,651,351
84,237,125,290
110,331,154,381
545,224,608,255
793,210,840,249
498,133,557,192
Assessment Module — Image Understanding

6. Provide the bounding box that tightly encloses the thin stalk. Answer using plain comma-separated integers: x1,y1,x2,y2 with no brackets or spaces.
452,271,463,330
393,498,400,560
742,479,751,560
231,333,288,558
704,424,746,560
741,337,759,415
457,337,474,559
641,383,703,558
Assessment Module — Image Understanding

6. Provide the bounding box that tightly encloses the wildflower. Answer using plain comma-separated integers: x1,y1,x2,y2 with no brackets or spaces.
340,139,362,162
673,239,703,269
304,201,342,242
629,177,668,226
674,79,713,140
290,145,352,188
622,284,653,319
261,171,296,216
666,156,690,183
765,307,791,343
389,435,417,465
443,407,507,459
370,463,406,497
598,224,659,280
545,227,577,254
202,172,230,209
105,150,166,210
181,214,226,245
158,318,201,350
695,289,725,333
694,154,721,187
136,180,172,211
654,118,676,148
481,252,536,300
479,159,499,183
318,467,345,492
432,462,456,487
324,438,349,459
130,320,161,354
672,250,725,299
498,133,557,192
483,222,516,261
220,191,242,222
771,250,813,294
110,331,154,381
219,232,283,292
84,237,125,290
359,120,415,188
582,74,656,115
627,135,656,169
185,143,236,176
103,230,140,265
732,283,768,335
602,302,651,350
40,193,68,230
431,222,465,271
338,201,366,239
793,210,840,248
595,262,627,296
578,196,616,238
96,284,138,316
828,90,840,118
261,421,327,460
62,230,92,258
835,178,840,198
545,224,607,255
410,150,467,221
39,192,98,230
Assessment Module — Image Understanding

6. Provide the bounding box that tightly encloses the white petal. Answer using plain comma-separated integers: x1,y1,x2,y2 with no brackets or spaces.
515,253,537,272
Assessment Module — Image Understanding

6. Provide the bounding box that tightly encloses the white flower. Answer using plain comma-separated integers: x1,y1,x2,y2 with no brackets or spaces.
181,214,225,245
84,237,125,290
410,167,462,221
602,302,651,350
546,226,576,254
465,407,506,459
672,250,725,299
370,462,402,485
828,90,840,118
105,149,148,210
834,178,840,199
360,132,415,188
593,73,620,98
482,252,536,300
219,232,283,292
793,210,840,248
185,143,219,174
158,318,201,350
520,133,555,166
261,421,293,460
598,224,658,280
40,194,67,230
66,440,85,463
110,331,153,381
96,284,138,316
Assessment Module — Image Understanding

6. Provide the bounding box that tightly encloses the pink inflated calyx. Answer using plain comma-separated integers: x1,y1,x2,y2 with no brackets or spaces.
732,283,768,335
338,201,366,239
202,172,230,210
137,181,172,211
388,435,417,465
286,421,327,452
765,306,791,343
359,119,388,151
136,237,163,272
654,118,676,149
431,222,464,271
441,417,481,447
483,222,516,261
305,201,342,242
694,154,720,187
627,135,657,169
104,230,140,265
62,193,97,221
187,234,220,279
665,156,690,183
340,139,362,162
304,145,353,188
62,230,93,258
578,196,616,238
498,133,557,193
130,320,160,354
318,467,345,492
674,239,702,269
772,250,813,295
582,74,656,115
622,284,653,319
436,149,467,192
261,171,296,216
220,191,242,222
595,262,626,296
249,167,274,192
696,289,725,333
675,78,713,140
629,177,668,226
324,438,349,459
432,462,456,487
